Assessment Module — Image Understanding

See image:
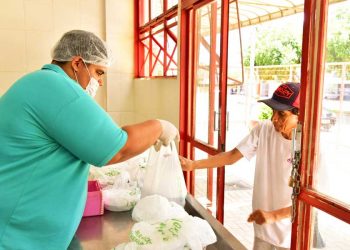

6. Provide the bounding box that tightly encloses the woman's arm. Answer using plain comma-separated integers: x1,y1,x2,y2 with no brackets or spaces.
180,148,244,171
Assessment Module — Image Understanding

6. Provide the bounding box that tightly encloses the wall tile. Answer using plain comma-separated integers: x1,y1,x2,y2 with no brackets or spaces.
24,0,53,31
80,0,105,34
0,0,25,30
53,0,80,33
106,0,133,37
106,73,134,112
25,31,55,71
120,112,135,125
0,71,26,96
0,31,26,71
107,111,121,125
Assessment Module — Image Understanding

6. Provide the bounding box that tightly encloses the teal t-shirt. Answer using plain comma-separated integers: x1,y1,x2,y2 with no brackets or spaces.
0,64,127,249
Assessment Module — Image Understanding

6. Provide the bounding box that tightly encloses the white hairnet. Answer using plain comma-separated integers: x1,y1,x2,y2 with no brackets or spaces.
51,30,113,67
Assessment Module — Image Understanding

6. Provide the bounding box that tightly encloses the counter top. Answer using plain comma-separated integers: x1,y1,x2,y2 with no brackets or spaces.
68,194,247,250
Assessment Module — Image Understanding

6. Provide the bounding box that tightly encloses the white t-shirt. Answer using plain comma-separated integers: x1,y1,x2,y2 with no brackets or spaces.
236,120,293,248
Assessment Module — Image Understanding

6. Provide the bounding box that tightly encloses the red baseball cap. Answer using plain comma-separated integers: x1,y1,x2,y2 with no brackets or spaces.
258,82,300,111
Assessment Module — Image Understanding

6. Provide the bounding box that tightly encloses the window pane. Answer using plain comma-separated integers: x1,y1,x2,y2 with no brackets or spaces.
167,0,178,10
316,0,350,205
152,30,165,76
310,207,350,250
227,3,243,83
140,0,149,26
194,148,217,218
194,2,221,148
151,0,163,20
142,39,150,77
166,30,177,76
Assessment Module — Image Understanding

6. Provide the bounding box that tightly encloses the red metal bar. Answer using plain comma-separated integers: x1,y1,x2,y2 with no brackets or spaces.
290,0,314,247
182,0,213,10
134,0,144,77
166,20,178,30
151,35,177,66
150,46,162,75
149,29,153,76
166,24,178,41
165,44,177,73
292,0,332,249
164,26,168,76
299,189,350,224
190,8,199,194
139,5,178,31
207,2,218,205
302,0,328,249
179,6,192,190
215,0,230,224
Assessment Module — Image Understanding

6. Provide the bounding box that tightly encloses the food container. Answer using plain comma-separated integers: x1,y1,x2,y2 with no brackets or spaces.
83,180,104,217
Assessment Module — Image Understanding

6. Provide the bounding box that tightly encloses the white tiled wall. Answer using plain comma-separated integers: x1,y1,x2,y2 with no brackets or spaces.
134,78,179,129
0,0,106,108
105,0,135,126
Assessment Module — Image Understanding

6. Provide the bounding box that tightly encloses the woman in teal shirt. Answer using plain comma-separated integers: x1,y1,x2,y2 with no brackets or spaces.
0,30,178,250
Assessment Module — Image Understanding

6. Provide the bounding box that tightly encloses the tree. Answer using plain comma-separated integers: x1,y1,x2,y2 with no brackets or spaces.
326,6,350,62
242,15,303,67
243,2,350,67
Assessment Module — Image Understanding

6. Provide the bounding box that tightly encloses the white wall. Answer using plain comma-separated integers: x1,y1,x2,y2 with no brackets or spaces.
134,78,179,128
0,0,106,107
105,0,135,126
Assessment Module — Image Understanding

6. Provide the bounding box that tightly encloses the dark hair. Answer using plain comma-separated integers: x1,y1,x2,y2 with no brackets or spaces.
291,108,299,115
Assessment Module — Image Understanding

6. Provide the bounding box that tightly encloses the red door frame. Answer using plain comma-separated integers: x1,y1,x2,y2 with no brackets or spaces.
292,0,350,248
179,0,233,223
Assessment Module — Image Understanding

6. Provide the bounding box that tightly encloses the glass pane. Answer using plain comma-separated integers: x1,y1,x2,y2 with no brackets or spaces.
140,0,149,26
194,148,217,218
227,4,243,83
152,31,165,76
166,35,177,76
166,18,177,76
223,9,304,250
310,208,350,250
142,39,150,77
167,0,178,10
151,0,163,20
223,3,255,250
194,2,221,148
316,0,350,205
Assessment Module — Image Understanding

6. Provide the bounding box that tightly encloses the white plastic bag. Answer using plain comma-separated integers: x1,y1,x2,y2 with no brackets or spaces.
115,216,216,250
103,185,141,212
141,142,187,206
89,165,130,189
127,219,187,250
132,195,188,224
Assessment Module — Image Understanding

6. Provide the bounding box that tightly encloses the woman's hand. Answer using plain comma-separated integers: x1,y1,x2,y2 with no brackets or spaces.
247,206,291,225
247,209,276,225
179,156,195,171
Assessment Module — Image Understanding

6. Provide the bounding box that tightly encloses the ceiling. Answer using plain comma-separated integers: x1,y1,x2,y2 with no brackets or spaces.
228,0,346,28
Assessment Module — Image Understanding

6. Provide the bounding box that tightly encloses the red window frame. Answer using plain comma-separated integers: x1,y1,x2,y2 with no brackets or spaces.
135,0,178,78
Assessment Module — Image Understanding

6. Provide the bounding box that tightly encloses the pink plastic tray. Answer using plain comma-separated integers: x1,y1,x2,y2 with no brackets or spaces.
83,180,104,217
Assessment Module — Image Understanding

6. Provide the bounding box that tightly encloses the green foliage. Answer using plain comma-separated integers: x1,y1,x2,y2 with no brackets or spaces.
326,6,350,62
243,3,350,66
243,22,302,66
258,105,272,121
